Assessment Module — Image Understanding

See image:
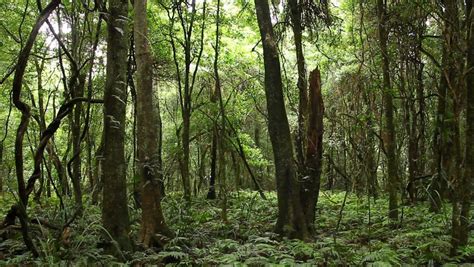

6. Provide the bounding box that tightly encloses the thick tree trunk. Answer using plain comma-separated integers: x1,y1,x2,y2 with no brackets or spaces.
377,0,399,222
254,0,309,240
134,0,173,247
300,68,324,232
102,0,132,252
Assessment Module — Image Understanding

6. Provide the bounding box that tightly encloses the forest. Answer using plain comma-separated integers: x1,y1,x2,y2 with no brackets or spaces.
0,0,473,265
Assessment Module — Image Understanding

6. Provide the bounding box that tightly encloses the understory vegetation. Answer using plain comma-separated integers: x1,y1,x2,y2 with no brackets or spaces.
2,191,473,265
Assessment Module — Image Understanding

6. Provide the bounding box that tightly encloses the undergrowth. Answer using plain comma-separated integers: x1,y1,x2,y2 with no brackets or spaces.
1,190,473,265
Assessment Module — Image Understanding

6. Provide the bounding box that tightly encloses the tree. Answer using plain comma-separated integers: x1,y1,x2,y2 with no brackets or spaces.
165,0,207,201
207,0,222,200
134,0,173,247
288,0,308,178
450,0,473,254
254,0,308,239
0,142,3,193
101,0,132,252
376,0,399,222
430,0,463,213
300,68,324,233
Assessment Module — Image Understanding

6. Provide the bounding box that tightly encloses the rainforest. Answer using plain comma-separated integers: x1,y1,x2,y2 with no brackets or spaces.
0,0,474,265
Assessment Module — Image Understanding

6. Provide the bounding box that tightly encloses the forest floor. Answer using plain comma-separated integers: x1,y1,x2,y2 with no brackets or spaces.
1,190,473,265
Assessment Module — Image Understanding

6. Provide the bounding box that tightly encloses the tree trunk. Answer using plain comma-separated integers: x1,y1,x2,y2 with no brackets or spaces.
288,0,308,176
208,124,218,199
134,0,173,247
431,0,463,213
70,74,86,211
254,0,309,240
451,0,473,255
0,142,3,194
92,134,104,205
364,95,378,198
377,0,399,222
409,23,426,203
208,0,223,200
102,0,132,253
300,68,324,233
180,111,192,200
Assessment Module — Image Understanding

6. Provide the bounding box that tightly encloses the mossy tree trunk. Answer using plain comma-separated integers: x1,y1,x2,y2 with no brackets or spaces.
102,0,132,253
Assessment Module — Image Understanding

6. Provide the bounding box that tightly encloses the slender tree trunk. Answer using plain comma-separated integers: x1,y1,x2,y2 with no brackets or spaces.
92,134,104,205
430,51,449,212
67,2,87,211
208,123,218,199
87,131,94,192
207,0,223,200
134,0,173,247
377,0,399,222
0,142,3,194
431,0,463,213
33,58,47,202
451,0,473,255
102,0,132,253
70,74,86,211
156,80,165,197
8,0,61,256
408,24,426,203
364,95,378,198
406,58,420,204
288,0,308,175
181,111,192,200
254,0,308,240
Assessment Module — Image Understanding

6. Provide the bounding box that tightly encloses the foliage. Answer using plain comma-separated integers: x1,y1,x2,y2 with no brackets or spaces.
1,191,473,265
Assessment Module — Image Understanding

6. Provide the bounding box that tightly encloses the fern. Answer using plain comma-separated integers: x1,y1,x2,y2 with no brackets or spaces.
362,248,401,266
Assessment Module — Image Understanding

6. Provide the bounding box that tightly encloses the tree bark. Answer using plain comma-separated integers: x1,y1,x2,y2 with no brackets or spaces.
0,142,3,194
134,0,173,248
430,0,463,213
451,0,473,255
288,0,308,176
300,68,324,233
102,0,132,252
377,0,399,222
254,0,309,240
92,134,104,205
208,0,225,201
70,73,86,211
